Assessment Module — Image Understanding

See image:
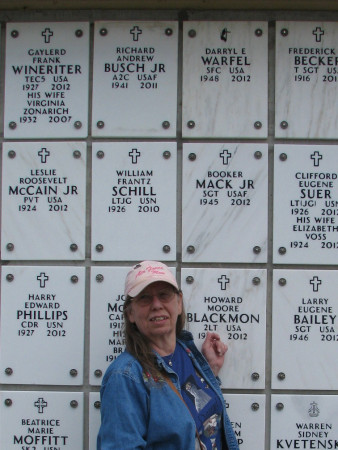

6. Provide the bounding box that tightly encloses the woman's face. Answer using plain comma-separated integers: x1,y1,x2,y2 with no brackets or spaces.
127,281,182,345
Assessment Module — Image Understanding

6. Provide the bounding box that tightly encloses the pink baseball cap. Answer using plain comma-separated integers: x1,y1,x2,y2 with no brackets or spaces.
124,261,179,298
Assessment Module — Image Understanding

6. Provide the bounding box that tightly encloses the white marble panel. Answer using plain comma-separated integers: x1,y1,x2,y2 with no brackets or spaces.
225,394,266,450
271,395,338,449
182,21,268,138
89,267,128,385
272,270,338,390
92,21,178,137
89,265,178,385
1,142,86,260
89,392,101,450
0,391,83,449
4,22,89,139
275,21,338,139
91,142,176,261
273,144,338,264
182,143,268,263
0,266,85,385
182,268,266,389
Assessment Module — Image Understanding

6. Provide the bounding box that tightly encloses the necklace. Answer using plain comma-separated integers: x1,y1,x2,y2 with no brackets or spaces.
163,347,176,367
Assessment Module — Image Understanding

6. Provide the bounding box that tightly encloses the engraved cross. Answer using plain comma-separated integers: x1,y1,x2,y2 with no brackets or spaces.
130,26,142,42
34,397,48,414
310,151,323,167
37,272,49,288
312,27,324,43
129,148,141,164
42,28,54,44
38,148,50,164
220,149,232,165
310,276,322,292
218,275,230,290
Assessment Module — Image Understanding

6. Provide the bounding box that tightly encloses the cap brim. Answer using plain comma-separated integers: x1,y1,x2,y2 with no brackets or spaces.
128,279,178,298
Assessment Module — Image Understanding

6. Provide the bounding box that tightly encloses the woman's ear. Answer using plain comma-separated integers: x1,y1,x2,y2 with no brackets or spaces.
127,304,135,323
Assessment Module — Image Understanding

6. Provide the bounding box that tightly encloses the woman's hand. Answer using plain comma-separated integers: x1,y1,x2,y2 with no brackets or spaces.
201,332,228,377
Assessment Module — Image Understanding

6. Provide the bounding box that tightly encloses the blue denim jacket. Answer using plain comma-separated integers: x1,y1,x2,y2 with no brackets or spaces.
97,330,239,450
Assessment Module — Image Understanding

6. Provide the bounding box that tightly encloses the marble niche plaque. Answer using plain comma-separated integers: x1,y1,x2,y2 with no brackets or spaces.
90,265,177,385
0,391,83,449
271,395,338,449
92,21,178,137
0,266,85,385
272,269,338,390
273,144,338,265
91,142,177,261
182,21,268,138
225,394,266,449
1,142,86,260
89,392,101,450
4,22,89,139
275,21,338,139
182,143,268,263
89,266,128,385
182,268,266,389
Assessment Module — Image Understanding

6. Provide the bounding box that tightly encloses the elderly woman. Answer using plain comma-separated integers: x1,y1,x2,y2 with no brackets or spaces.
97,261,239,450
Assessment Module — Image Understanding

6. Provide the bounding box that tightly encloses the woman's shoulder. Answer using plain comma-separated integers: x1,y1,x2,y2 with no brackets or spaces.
177,329,195,349
102,351,144,384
